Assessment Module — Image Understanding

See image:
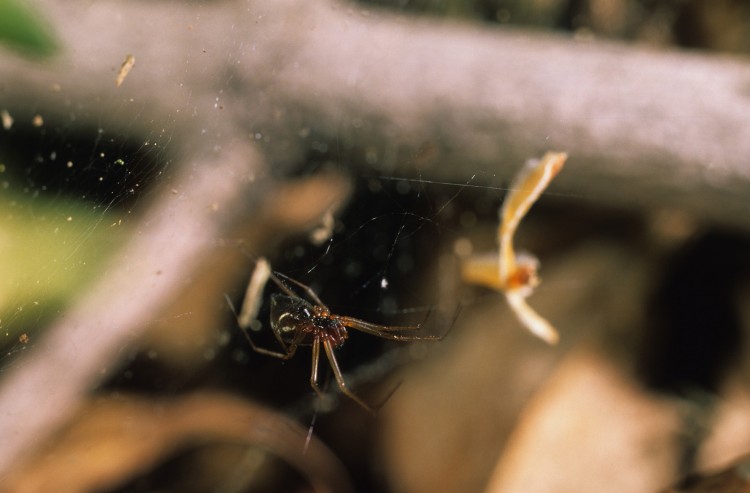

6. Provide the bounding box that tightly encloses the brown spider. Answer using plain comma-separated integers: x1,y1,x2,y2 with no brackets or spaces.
228,259,449,414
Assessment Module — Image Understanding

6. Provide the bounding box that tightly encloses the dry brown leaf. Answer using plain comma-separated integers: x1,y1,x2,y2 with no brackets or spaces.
664,454,750,493
484,351,681,493
381,236,645,493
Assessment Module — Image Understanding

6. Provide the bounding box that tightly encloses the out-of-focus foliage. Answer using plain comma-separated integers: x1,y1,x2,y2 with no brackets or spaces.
0,191,122,339
0,0,57,58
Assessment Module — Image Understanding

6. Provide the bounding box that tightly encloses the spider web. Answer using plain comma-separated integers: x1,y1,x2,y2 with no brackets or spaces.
0,100,175,364
222,160,526,414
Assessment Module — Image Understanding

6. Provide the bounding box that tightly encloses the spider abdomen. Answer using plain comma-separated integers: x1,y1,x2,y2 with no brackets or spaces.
269,294,348,347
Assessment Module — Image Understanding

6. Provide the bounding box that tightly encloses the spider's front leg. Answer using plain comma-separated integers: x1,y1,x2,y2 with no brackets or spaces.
339,317,447,341
321,339,377,415
273,271,327,308
309,338,326,399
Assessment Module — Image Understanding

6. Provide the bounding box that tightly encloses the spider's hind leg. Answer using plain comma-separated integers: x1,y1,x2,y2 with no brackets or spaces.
225,293,296,359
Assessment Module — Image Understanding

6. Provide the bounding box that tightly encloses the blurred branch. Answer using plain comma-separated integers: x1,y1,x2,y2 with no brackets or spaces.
2,0,750,225
3,392,353,493
3,0,750,227
1,0,750,479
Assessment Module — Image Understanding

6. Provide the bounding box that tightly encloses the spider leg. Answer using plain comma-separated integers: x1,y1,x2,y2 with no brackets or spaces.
309,338,326,399
336,315,423,332
340,304,460,341
322,339,376,415
225,293,296,359
339,315,453,341
339,318,441,341
266,271,303,299
251,340,297,359
336,306,433,332
274,271,328,308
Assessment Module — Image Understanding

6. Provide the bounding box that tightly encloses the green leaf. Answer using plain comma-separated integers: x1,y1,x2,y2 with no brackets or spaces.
0,191,123,340
0,0,58,58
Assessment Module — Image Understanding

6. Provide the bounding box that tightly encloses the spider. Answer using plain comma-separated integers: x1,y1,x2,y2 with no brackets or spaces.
228,258,450,414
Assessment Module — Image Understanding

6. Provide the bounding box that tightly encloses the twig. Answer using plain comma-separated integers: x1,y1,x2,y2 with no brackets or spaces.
1,0,750,227
3,392,354,493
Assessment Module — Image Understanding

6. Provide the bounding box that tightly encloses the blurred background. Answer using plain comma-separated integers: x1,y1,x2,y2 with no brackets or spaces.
2,0,750,492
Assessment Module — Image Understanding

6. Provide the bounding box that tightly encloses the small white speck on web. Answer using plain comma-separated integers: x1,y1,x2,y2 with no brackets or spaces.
380,277,388,289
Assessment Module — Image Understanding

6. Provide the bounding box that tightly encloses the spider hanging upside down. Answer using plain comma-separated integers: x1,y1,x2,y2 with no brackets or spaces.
228,258,452,414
